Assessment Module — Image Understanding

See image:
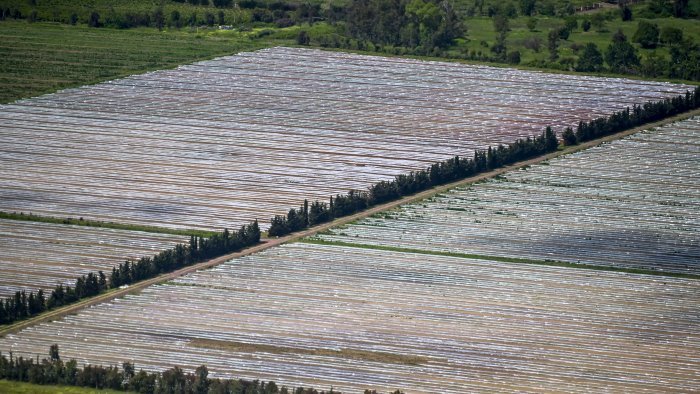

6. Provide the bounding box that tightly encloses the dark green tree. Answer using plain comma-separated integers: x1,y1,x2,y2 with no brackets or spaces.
49,344,60,362
547,28,559,61
673,0,689,17
576,42,603,72
519,0,536,16
659,26,682,45
605,30,639,73
633,21,659,49
88,11,100,27
620,4,632,21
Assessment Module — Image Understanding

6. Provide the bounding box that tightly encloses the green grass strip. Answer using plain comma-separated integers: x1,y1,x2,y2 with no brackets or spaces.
300,238,700,280
0,211,216,238
0,380,128,394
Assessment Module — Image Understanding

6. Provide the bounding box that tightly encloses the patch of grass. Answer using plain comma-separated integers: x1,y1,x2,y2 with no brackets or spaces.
0,211,216,237
190,338,430,365
300,238,700,280
0,380,128,394
0,21,293,103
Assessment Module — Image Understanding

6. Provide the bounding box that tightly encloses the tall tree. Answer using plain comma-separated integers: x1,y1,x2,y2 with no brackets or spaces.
605,30,639,73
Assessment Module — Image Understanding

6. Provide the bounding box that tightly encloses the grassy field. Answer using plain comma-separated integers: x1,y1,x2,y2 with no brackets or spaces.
455,13,700,65
0,380,128,394
0,21,291,103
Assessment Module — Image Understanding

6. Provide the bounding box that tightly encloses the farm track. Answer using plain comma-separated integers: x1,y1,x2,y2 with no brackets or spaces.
3,106,699,338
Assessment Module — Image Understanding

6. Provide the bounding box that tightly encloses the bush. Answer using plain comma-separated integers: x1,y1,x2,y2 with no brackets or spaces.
633,21,659,49
582,19,591,32
88,11,100,27
507,50,521,64
296,30,310,45
659,26,683,45
523,36,542,52
621,5,633,21
526,17,537,31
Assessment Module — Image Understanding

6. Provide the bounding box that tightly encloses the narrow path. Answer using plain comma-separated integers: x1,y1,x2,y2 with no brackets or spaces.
2,108,698,338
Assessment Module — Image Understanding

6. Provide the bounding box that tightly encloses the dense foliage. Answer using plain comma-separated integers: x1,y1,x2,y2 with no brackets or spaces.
564,86,700,145
344,0,464,51
0,345,334,394
0,221,260,325
1,0,700,80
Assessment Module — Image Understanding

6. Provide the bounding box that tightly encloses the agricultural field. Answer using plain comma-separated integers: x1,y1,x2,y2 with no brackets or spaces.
2,242,698,392
0,219,186,297
0,46,692,231
315,117,700,274
0,21,276,103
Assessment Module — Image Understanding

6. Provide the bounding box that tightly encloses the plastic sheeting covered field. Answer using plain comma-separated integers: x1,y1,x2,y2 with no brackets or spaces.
0,47,691,230
0,219,186,297
316,118,700,274
2,242,698,393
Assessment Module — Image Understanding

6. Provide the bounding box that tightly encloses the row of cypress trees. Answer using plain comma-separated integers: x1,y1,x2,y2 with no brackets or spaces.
2,89,699,326
271,88,700,236
269,127,559,236
0,222,260,325
562,86,700,145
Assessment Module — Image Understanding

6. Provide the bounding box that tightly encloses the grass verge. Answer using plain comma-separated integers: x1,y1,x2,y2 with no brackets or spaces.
0,380,128,394
0,211,216,238
300,238,700,280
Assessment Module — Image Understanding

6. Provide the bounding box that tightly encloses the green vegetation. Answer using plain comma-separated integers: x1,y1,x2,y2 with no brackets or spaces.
0,20,290,103
190,338,429,365
0,1,698,104
0,380,127,394
300,238,700,279
0,222,261,326
0,345,328,394
0,211,217,238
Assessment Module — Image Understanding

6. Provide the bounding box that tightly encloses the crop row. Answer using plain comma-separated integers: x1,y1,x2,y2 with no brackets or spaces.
0,219,185,297
2,242,698,393
316,117,700,274
0,47,691,230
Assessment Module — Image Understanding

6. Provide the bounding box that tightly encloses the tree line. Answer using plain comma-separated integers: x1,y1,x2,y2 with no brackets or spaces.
3,89,699,326
562,86,700,145
0,345,336,394
271,88,700,237
269,127,558,236
0,221,260,326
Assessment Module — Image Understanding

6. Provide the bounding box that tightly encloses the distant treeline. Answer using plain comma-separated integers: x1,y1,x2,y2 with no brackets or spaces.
0,221,260,325
0,345,336,394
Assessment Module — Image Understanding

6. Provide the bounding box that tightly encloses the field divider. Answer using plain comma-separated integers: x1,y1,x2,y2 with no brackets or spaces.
3,107,700,338
298,239,700,280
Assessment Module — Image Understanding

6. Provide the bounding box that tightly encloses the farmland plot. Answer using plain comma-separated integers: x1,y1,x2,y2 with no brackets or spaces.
0,47,691,231
2,242,698,393
0,219,186,297
316,118,700,274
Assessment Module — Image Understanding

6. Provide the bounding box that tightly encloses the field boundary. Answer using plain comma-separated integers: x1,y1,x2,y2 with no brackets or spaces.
2,107,699,338
299,239,700,280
